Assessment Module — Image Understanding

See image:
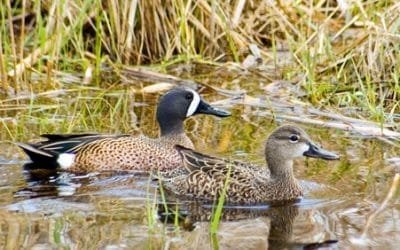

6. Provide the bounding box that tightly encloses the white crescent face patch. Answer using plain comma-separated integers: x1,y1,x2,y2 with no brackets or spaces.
186,89,201,117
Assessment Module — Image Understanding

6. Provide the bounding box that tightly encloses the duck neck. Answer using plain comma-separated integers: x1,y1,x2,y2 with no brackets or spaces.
265,156,302,200
158,125,194,149
159,119,185,136
267,157,296,181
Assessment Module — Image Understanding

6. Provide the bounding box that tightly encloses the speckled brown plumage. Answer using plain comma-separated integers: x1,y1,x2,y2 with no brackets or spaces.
17,87,230,172
161,125,339,204
70,133,194,172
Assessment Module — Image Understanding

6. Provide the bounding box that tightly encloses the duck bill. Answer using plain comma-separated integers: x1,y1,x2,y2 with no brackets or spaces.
194,99,231,117
304,143,339,160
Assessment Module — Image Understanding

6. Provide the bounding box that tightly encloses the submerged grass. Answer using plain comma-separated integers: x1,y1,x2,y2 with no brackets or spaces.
210,164,232,249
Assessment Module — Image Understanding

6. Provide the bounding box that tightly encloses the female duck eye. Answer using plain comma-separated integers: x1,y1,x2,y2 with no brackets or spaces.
289,135,299,142
185,93,193,100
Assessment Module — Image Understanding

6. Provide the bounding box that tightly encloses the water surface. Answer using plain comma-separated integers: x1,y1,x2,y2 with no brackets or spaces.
0,66,399,249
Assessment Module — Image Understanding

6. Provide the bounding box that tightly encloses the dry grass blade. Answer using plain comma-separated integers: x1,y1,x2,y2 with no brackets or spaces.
274,113,400,138
121,65,245,96
7,39,54,78
232,0,246,28
124,0,138,62
197,0,246,48
217,94,400,139
121,66,197,87
139,83,175,94
0,32,8,90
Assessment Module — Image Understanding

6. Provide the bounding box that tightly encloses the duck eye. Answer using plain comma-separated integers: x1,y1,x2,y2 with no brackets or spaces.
289,134,299,143
185,93,193,100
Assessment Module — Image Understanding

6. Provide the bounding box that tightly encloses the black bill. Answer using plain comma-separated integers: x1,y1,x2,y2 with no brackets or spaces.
304,143,339,160
195,99,231,117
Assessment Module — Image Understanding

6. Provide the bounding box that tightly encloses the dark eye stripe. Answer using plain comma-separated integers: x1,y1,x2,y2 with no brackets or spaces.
275,135,300,140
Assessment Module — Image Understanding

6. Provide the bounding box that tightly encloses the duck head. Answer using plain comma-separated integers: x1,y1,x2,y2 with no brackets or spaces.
265,125,339,176
156,86,230,135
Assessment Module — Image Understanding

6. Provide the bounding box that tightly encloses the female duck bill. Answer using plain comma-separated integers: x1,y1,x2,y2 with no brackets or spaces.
303,142,339,160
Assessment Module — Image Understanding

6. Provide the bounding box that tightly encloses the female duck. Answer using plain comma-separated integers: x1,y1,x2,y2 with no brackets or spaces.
18,87,230,172
161,125,339,204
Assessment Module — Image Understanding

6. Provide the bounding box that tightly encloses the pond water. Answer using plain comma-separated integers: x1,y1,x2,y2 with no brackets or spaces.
0,67,399,249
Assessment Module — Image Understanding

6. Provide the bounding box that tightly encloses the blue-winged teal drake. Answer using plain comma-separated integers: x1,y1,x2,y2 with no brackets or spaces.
161,125,339,204
17,87,230,173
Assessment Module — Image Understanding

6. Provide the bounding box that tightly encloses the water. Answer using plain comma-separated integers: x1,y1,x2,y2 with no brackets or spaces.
0,67,399,249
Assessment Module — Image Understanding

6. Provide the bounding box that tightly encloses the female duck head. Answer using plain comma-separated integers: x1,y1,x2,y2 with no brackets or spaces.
156,87,231,135
265,125,339,176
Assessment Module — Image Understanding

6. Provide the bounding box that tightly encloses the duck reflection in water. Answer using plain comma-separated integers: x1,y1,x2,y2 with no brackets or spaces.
16,165,80,198
158,201,338,249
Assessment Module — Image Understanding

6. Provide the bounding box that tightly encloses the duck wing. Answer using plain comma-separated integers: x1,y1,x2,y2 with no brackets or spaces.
36,133,129,153
17,133,130,166
40,133,101,141
175,145,262,173
165,145,268,203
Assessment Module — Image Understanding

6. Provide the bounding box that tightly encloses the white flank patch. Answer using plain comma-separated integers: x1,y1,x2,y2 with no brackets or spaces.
57,153,76,169
186,89,201,117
